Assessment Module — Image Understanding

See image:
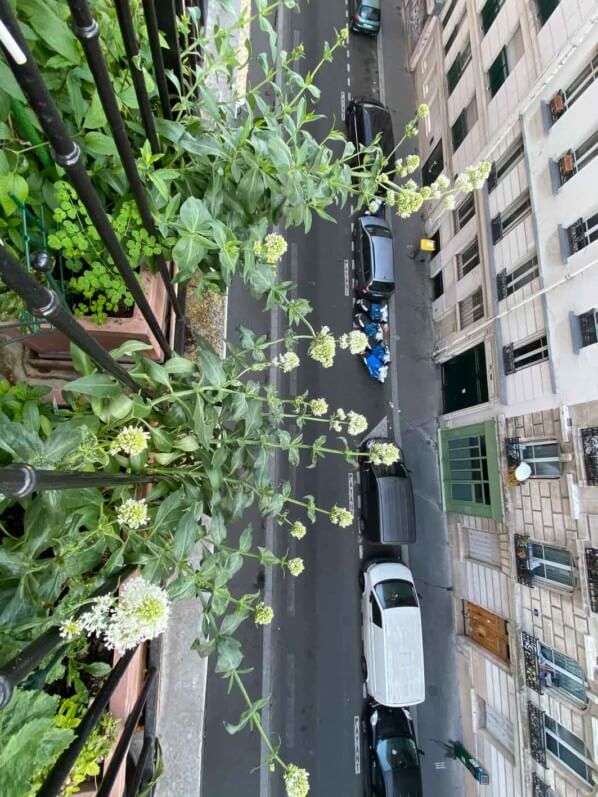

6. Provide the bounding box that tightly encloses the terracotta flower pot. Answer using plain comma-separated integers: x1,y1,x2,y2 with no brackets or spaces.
23,267,169,361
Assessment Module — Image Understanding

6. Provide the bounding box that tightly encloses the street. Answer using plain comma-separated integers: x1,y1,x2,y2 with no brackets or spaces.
201,1,467,795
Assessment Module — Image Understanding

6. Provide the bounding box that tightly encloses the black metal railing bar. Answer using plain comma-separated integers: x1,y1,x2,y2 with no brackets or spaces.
0,0,172,358
95,666,158,797
0,464,158,499
0,569,132,709
0,244,145,394
142,0,174,121
67,0,184,322
114,0,161,154
37,649,137,797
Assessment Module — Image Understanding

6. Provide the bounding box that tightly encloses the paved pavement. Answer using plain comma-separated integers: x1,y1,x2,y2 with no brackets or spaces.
198,1,468,796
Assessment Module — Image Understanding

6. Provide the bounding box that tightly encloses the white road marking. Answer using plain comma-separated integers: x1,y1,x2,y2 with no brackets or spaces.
362,682,367,699
347,62,351,73
340,90,346,121
286,654,296,748
344,258,350,297
348,471,354,514
351,257,355,274
354,716,361,775
347,76,351,88
434,761,448,770
348,90,352,101
358,543,364,559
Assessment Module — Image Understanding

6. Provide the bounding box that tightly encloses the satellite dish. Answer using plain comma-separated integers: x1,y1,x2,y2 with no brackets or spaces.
515,462,532,482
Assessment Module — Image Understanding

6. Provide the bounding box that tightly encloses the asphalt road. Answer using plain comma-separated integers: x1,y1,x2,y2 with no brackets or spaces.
201,2,467,796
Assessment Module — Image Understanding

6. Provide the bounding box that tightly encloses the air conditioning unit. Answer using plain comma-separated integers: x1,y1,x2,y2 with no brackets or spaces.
559,150,575,182
550,90,566,121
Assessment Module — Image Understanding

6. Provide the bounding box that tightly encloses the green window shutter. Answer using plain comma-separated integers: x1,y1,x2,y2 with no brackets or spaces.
488,48,509,97
481,0,504,33
536,0,559,25
452,109,467,152
438,421,503,520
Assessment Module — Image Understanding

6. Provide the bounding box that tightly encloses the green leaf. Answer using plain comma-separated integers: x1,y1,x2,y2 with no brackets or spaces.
137,357,171,388
197,349,226,388
172,434,200,452
179,196,212,233
239,525,253,553
215,636,243,674
43,424,85,463
83,90,107,129
67,373,122,398
0,174,28,216
19,0,82,63
172,235,205,275
0,62,25,102
83,661,112,678
110,340,153,360
172,510,199,559
164,355,196,376
106,394,134,421
70,344,95,376
228,392,247,422
83,131,118,157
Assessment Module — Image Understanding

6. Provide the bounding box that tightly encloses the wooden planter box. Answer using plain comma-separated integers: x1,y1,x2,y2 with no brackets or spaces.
23,267,168,361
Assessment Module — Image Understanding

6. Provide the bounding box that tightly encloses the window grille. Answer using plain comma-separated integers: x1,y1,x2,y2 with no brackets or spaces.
581,428,598,485
457,238,480,278
459,288,484,328
454,193,475,231
496,255,538,300
503,335,548,373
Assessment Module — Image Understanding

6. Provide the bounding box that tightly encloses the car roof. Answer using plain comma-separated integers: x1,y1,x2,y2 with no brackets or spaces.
383,606,425,704
376,477,416,543
360,219,394,284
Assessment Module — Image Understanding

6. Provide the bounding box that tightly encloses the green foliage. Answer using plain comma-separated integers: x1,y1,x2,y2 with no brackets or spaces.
0,689,74,797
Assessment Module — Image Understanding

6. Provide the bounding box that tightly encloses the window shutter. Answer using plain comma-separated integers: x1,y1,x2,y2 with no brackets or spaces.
567,218,585,254
496,269,507,300
503,343,515,374
578,310,598,347
487,162,497,192
491,214,503,243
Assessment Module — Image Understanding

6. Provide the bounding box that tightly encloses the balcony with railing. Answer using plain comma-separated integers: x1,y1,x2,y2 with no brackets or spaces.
528,702,547,766
515,534,534,586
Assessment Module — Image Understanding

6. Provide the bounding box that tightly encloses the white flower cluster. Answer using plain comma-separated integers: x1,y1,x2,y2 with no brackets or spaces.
347,411,368,436
254,233,288,266
338,330,368,355
254,602,274,626
329,505,353,528
59,578,170,653
308,326,336,368
309,398,328,417
454,162,492,193
117,498,149,529
331,408,346,432
284,765,310,797
288,557,305,577
290,521,307,539
394,153,420,179
369,442,401,466
274,351,300,372
109,425,150,457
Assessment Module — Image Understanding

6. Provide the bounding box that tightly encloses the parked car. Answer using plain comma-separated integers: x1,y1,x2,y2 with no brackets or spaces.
350,0,381,35
359,437,415,542
363,701,424,797
346,98,394,171
361,560,425,708
354,216,395,301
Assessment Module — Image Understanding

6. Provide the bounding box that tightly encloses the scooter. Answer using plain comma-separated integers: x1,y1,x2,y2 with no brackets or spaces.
354,298,389,323
353,312,386,343
363,341,390,383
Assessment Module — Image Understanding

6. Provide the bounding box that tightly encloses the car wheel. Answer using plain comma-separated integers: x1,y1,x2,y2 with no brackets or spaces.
361,654,368,680
358,569,365,592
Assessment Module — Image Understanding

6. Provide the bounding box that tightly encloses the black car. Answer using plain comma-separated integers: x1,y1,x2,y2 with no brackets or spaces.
363,701,423,797
359,438,416,544
346,98,395,171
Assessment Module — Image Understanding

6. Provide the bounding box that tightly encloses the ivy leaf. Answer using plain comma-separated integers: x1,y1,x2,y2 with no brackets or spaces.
0,174,28,216
83,132,118,157
19,0,82,63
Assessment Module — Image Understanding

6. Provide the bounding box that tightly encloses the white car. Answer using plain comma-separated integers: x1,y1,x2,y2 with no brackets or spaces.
361,561,425,708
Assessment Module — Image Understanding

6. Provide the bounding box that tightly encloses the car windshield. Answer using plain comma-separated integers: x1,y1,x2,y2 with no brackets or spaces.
370,227,392,238
361,5,380,20
375,579,418,609
377,736,419,771
371,280,394,293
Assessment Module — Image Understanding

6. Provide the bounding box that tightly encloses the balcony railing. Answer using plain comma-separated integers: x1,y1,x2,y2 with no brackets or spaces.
515,535,534,587
522,632,541,693
528,702,547,767
581,428,598,486
532,773,550,797
585,547,598,613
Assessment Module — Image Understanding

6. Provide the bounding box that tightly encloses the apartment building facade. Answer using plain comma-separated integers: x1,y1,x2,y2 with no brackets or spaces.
404,0,598,793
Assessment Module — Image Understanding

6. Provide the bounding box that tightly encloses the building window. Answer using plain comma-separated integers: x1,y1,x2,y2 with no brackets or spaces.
447,40,472,94
545,716,594,785
517,440,561,477
463,601,510,663
454,193,475,231
535,0,560,27
566,212,598,255
444,10,466,54
487,28,524,98
442,0,459,29
503,334,548,373
538,642,587,705
529,541,575,588
456,238,480,279
480,0,505,34
496,255,539,300
488,136,524,191
577,309,598,347
422,140,444,186
550,52,598,123
482,700,515,753
432,270,444,300
452,97,477,151
459,288,484,329
491,190,531,243
581,429,598,486
439,422,502,519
